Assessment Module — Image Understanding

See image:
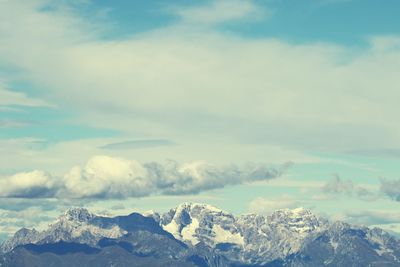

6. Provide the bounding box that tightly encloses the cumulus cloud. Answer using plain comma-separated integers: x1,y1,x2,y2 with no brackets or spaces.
0,155,288,199
0,170,57,198
62,156,153,198
380,178,400,201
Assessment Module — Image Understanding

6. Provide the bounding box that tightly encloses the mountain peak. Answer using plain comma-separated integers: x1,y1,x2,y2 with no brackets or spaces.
267,207,327,237
175,202,226,214
269,207,318,221
62,207,94,222
2,202,400,267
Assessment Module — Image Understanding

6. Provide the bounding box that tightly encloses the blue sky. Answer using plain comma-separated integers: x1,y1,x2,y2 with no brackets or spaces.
1,0,400,240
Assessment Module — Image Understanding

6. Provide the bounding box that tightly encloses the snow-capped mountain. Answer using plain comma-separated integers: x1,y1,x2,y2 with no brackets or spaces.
160,203,243,247
1,208,126,253
1,203,400,267
157,203,330,264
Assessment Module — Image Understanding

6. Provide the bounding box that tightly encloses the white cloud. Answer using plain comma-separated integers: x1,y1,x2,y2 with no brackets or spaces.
0,86,52,108
173,0,266,25
62,155,153,198
0,170,56,198
248,194,302,214
344,209,400,226
0,1,400,164
369,35,400,52
0,120,32,128
0,155,287,199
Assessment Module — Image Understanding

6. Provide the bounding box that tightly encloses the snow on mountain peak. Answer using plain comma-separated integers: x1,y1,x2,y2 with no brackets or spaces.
267,207,327,234
2,203,400,266
175,202,227,214
161,202,241,246
62,207,95,222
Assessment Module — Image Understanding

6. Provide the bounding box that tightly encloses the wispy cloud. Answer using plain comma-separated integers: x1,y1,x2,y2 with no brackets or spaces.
344,209,400,226
322,174,354,195
100,139,175,150
172,0,267,26
380,178,400,201
0,120,33,128
1,0,400,156
321,174,379,201
0,87,53,108
248,194,303,215
347,149,400,158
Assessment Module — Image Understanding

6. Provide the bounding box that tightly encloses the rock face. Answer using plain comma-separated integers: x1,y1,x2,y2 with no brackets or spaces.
1,203,400,267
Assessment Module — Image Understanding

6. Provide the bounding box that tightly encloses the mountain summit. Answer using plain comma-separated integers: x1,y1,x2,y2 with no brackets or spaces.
1,203,399,267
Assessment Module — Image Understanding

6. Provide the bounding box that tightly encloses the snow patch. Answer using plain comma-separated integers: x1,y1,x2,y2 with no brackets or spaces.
71,224,125,239
212,224,244,246
181,218,200,245
162,219,180,240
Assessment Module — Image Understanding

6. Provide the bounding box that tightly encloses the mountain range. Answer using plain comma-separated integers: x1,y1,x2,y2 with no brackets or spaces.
1,203,399,267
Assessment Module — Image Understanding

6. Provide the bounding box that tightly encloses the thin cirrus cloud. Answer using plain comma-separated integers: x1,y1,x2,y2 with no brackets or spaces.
347,149,400,158
100,139,176,150
0,155,290,199
0,86,53,109
344,209,400,226
172,0,267,26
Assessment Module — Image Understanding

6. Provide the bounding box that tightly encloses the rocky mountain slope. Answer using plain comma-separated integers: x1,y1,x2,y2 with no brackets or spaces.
1,203,399,267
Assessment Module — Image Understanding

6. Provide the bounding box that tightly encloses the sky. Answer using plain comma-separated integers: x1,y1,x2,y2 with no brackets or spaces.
1,0,400,241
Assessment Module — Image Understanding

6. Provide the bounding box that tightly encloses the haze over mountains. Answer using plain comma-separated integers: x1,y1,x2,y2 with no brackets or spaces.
1,203,399,267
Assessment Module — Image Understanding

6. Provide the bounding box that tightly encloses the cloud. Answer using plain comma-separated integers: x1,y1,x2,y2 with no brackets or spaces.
344,210,400,226
61,156,153,198
0,170,57,198
0,206,56,240
380,178,400,201
347,149,400,158
0,198,61,212
321,175,379,201
148,160,290,196
322,174,354,195
248,194,302,214
0,86,53,108
100,139,175,150
0,120,33,129
1,0,400,159
355,186,379,201
0,155,288,199
1,0,400,173
172,0,266,26
369,35,400,52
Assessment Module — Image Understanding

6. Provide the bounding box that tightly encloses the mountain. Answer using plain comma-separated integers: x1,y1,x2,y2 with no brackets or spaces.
1,203,399,267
